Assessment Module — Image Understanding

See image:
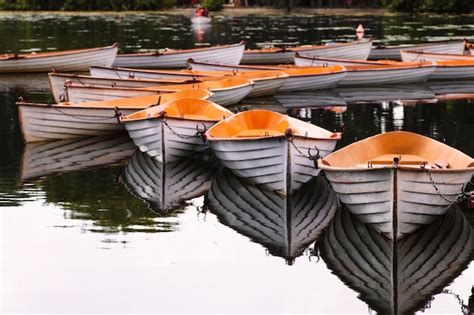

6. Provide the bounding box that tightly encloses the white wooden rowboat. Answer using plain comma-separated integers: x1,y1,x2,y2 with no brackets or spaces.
120,98,232,163
0,43,118,73
49,72,195,103
90,66,288,98
122,150,220,213
17,89,212,143
207,169,337,264
113,42,245,68
63,77,254,106
241,39,373,64
369,39,466,60
20,135,135,182
319,131,474,239
206,110,341,195
187,60,347,92
400,49,474,62
320,206,472,314
294,54,437,86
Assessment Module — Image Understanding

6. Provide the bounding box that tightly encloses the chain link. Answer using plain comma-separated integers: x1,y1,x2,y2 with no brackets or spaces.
52,106,118,122
420,164,459,204
162,119,207,141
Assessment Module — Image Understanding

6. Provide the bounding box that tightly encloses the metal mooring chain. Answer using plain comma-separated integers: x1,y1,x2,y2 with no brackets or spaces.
52,106,118,122
420,163,466,205
285,129,320,168
162,119,207,142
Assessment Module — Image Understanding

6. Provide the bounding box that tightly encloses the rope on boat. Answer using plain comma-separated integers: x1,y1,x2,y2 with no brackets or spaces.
420,162,471,205
285,128,321,168
162,119,207,142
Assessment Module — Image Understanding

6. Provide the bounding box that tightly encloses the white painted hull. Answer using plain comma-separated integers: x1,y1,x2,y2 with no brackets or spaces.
369,40,465,60
0,44,118,73
188,61,346,92
122,150,219,213
20,135,135,181
49,73,179,103
113,43,244,68
207,169,338,261
294,55,374,67
338,65,436,86
63,83,252,106
323,167,474,239
430,65,474,80
320,206,472,314
278,71,346,92
90,66,283,98
208,136,338,195
400,50,474,62
336,85,436,103
123,117,216,163
18,103,139,142
242,39,373,64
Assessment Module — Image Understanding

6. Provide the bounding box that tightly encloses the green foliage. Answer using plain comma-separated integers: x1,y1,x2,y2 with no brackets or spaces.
382,0,473,12
0,0,173,10
202,0,224,11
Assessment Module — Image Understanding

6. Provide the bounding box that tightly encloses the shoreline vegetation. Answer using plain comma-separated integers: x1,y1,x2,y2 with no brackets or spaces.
0,1,472,13
0,7,471,16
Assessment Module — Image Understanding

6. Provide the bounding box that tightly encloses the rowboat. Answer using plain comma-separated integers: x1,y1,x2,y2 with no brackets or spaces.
17,89,212,143
90,66,289,98
336,85,436,104
206,110,341,195
320,207,472,314
369,39,466,60
294,54,437,86
241,39,373,64
62,77,254,106
120,98,232,163
112,42,245,68
400,49,474,62
319,131,474,239
49,72,196,103
207,169,337,264
187,60,347,92
20,135,135,182
0,43,118,73
122,150,220,213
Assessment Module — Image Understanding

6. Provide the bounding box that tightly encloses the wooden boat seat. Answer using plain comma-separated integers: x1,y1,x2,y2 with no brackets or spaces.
234,129,282,138
370,154,428,166
177,113,211,120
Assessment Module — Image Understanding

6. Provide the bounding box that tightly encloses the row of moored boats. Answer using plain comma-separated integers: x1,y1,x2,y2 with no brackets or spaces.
12,37,474,241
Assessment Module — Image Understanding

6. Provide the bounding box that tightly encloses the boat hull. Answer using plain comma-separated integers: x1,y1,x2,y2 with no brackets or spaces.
123,117,215,163
208,136,338,195
429,65,474,80
0,45,118,73
400,50,474,62
323,167,474,239
338,66,436,86
369,40,465,60
18,103,138,142
113,43,244,68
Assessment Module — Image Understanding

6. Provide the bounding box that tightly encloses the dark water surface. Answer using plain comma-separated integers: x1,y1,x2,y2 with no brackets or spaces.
1,12,473,314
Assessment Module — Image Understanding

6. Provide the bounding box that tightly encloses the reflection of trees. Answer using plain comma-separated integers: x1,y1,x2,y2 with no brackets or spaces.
39,168,183,234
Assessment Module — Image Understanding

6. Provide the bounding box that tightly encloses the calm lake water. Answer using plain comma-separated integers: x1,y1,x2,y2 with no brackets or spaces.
1,12,473,314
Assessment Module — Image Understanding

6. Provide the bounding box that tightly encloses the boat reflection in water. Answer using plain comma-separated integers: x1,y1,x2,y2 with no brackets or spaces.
336,85,436,104
206,169,337,264
320,207,472,315
121,149,220,213
20,134,135,182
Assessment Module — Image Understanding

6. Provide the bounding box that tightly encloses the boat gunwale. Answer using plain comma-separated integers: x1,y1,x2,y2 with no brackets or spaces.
244,38,373,54
371,39,466,51
0,43,118,61
116,41,244,57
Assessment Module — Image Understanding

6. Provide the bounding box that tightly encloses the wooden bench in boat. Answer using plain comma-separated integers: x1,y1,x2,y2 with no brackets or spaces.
234,129,283,138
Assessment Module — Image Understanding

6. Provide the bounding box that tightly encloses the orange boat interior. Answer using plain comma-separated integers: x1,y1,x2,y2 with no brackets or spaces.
207,110,340,140
120,98,232,122
321,131,474,169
